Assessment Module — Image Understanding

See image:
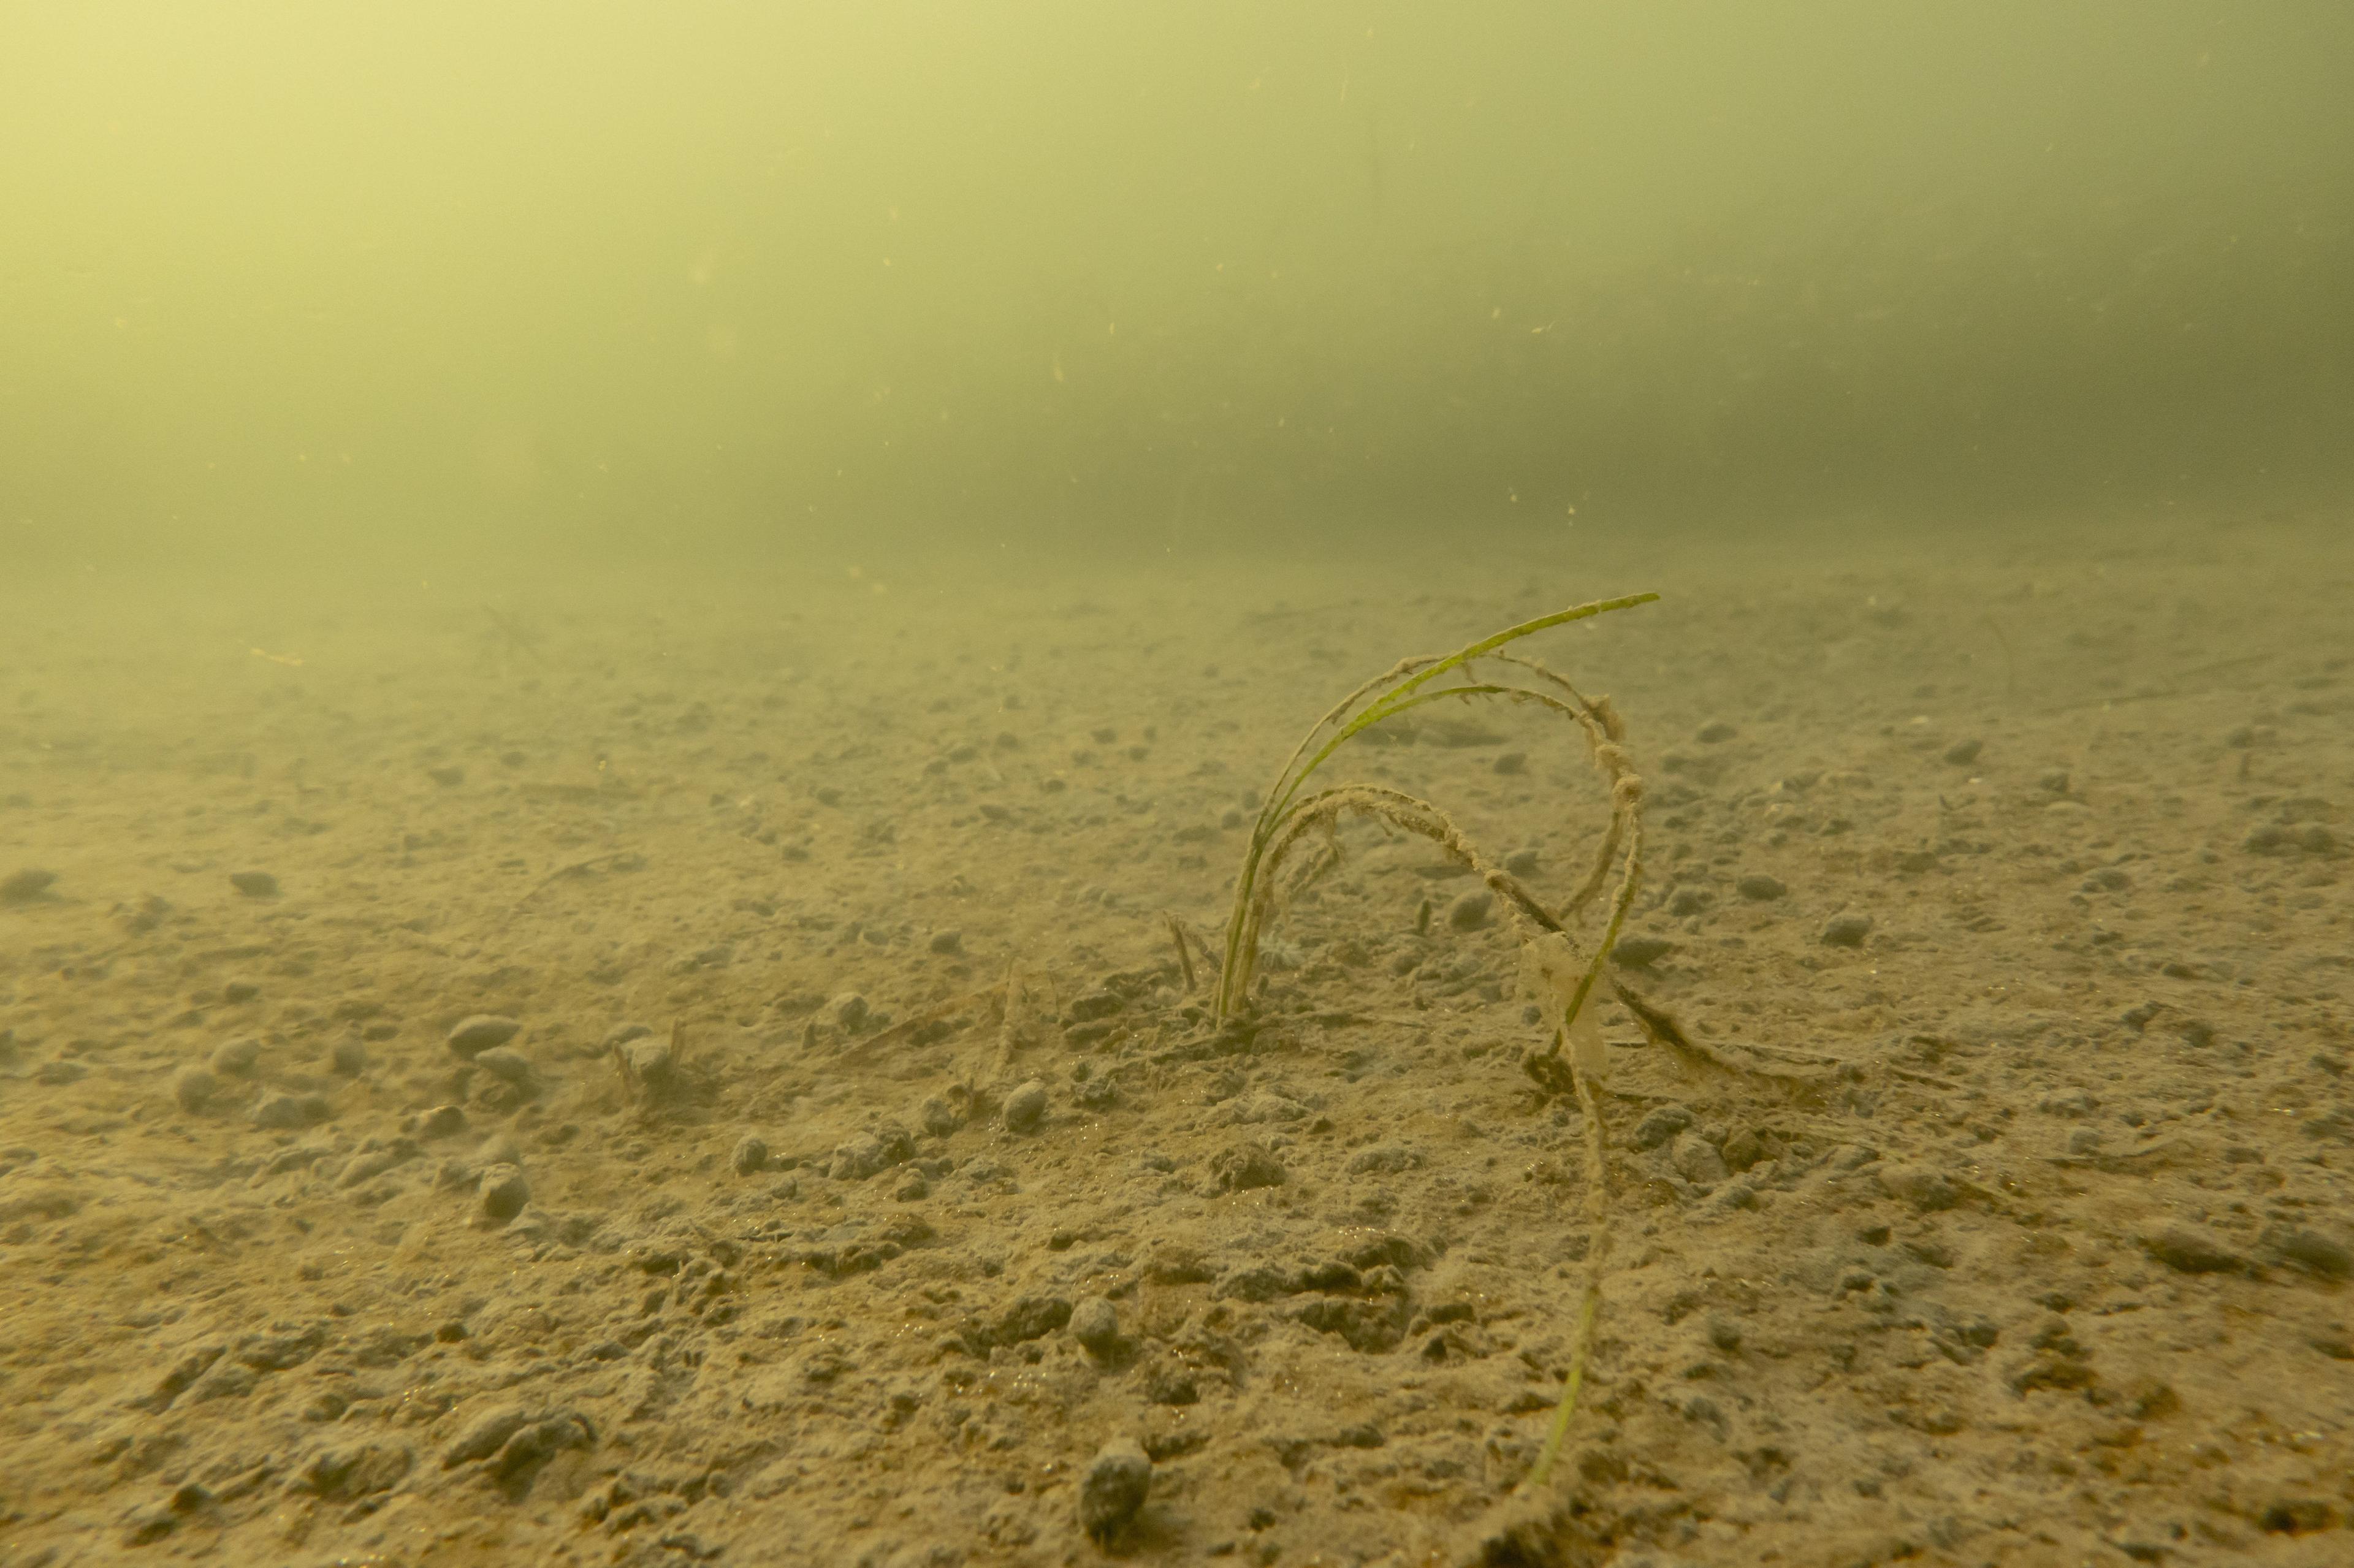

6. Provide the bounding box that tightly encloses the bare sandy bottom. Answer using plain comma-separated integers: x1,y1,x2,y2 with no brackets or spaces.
2,518,2348,1567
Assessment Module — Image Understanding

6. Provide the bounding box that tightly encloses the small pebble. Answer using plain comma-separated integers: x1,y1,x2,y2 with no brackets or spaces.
1610,934,1674,969
1447,890,1492,931
1735,873,1787,901
2140,1221,2245,1275
1209,1141,1286,1193
1504,847,1541,878
1696,720,1739,744
2264,1225,2352,1279
210,1038,261,1076
173,1068,218,1112
426,766,464,786
1491,751,1527,775
1670,1132,1730,1185
1713,1180,1759,1211
478,1166,531,1223
1876,1163,1959,1212
1004,1079,1049,1133
1819,913,1873,948
1067,989,1122,1023
928,929,964,956
414,1104,468,1138
1076,1438,1152,1543
828,993,871,1033
1942,737,1983,766
918,1095,960,1137
601,1021,653,1051
329,1038,368,1076
1070,1296,1121,1354
471,1047,533,1086
229,870,279,898
1666,886,1710,917
223,980,261,1004
474,1133,524,1167
251,1091,331,1130
892,1169,929,1201
446,1014,521,1060
1632,1105,1694,1151
733,1135,769,1176
1,868,58,904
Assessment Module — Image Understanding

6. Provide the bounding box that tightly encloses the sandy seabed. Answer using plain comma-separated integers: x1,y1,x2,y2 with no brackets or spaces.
2,517,2349,1567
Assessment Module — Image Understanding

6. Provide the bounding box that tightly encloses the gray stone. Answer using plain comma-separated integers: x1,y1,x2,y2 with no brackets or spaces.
1447,890,1493,931
471,1047,533,1086
1735,873,1788,901
1876,1163,1959,1212
478,1165,531,1223
1066,989,1123,1023
209,1038,261,1076
996,1296,1073,1344
733,1135,769,1176
2264,1225,2352,1279
229,870,279,897
1077,1437,1152,1542
0,868,56,904
414,1104,468,1139
1632,1105,1694,1151
1610,934,1674,969
173,1068,219,1113
1670,1132,1730,1186
1003,1079,1049,1133
1209,1141,1286,1193
2140,1221,2245,1274
329,1037,368,1076
1070,1296,1121,1354
928,929,964,955
1820,913,1874,948
828,1125,916,1181
828,993,871,1033
441,1406,532,1467
1943,737,1984,766
446,1014,520,1060
251,1091,331,1130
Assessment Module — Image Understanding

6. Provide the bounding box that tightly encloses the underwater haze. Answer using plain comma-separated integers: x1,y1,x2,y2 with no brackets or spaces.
5,1,2352,569
5,8,2354,1568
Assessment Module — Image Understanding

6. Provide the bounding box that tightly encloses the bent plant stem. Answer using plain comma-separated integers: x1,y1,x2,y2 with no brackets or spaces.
1216,592,1657,1019
1210,595,1656,1494
1528,1068,1612,1491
